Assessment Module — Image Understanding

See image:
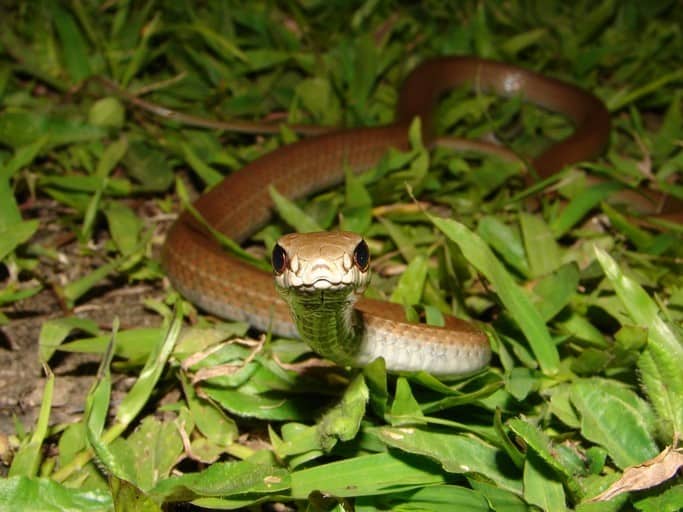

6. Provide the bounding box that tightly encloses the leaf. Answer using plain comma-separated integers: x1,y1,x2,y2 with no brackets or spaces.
293,76,341,125
103,201,143,256
0,476,111,511
550,181,623,237
202,387,323,422
8,369,54,477
51,3,92,82
60,257,122,307
477,216,529,277
316,373,368,450
0,219,39,261
151,458,290,502
595,247,683,440
0,111,105,149
374,426,522,493
388,378,426,425
590,447,683,502
570,378,659,469
520,213,560,277
363,484,490,510
110,477,161,512
508,418,584,478
430,215,559,375
114,308,182,425
180,373,238,448
0,135,50,181
180,141,223,187
123,140,174,191
116,416,185,491
290,451,446,499
532,263,580,321
390,255,428,306
89,97,125,129
523,452,566,512
340,166,372,233
38,316,100,364
633,483,683,512
269,185,323,233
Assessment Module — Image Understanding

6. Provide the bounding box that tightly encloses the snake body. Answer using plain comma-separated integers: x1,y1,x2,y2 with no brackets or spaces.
162,57,677,377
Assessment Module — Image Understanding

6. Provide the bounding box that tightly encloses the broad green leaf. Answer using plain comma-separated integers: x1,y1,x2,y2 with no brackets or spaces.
123,140,174,191
532,263,579,321
469,480,530,512
38,316,100,363
501,28,548,56
271,423,323,466
388,377,426,425
378,217,419,262
120,12,161,86
110,477,161,512
652,90,681,159
523,452,566,512
202,387,324,422
520,213,560,277
0,111,105,149
151,458,290,502
0,135,50,180
374,426,522,493
61,327,163,361
0,476,111,511
601,203,655,252
340,167,372,233
274,373,368,460
633,484,683,512
103,201,143,256
290,451,446,498
51,3,92,82
316,373,368,450
180,373,238,448
508,418,584,477
595,247,683,440
269,185,323,233
114,416,184,491
390,255,428,306
359,484,490,511
89,97,125,129
0,177,21,230
505,367,539,401
293,76,341,125
570,379,658,469
430,215,559,374
477,215,529,276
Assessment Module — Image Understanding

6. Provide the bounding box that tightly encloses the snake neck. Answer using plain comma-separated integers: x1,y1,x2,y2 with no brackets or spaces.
276,287,364,365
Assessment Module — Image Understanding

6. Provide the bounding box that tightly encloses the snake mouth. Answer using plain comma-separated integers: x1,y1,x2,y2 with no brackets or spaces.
295,279,349,292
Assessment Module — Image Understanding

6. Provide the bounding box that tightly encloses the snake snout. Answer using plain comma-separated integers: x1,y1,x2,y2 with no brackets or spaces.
304,260,339,287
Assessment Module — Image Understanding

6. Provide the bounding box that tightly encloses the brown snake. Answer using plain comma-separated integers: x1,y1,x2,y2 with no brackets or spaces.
160,57,681,377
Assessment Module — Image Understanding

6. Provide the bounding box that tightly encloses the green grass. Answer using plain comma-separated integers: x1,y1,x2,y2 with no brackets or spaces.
1,1,682,510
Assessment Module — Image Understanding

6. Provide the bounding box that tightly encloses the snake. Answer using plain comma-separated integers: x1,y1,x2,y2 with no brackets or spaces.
161,56,682,378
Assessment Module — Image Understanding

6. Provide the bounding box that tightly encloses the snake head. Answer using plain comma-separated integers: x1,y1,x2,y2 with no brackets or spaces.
272,231,371,294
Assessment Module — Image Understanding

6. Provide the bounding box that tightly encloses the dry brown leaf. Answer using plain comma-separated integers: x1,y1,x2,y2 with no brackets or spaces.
589,446,683,502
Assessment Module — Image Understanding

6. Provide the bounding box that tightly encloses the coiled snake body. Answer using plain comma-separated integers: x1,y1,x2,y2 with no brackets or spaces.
162,57,677,377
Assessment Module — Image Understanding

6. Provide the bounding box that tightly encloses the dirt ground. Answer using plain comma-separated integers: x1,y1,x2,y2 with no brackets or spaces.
0,198,168,438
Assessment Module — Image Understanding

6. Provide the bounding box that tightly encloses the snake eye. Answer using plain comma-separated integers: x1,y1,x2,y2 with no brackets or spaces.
353,240,370,271
272,244,287,274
